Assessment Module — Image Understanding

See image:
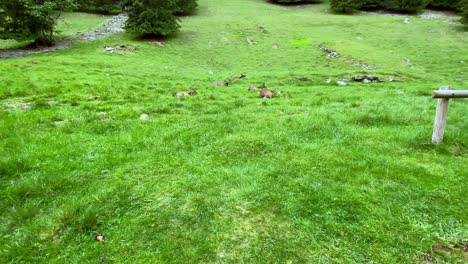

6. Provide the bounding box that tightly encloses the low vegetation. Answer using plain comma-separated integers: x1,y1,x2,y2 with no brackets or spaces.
0,0,467,263
331,0,468,18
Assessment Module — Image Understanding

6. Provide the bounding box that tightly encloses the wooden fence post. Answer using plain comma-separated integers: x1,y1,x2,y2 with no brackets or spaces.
432,86,450,144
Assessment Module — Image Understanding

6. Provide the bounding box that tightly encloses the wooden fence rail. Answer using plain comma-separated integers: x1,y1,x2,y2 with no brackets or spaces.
432,86,468,144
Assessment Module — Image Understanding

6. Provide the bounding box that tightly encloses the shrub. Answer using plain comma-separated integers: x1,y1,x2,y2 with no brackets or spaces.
359,0,385,10
462,0,468,24
331,0,363,13
77,0,122,14
124,0,180,37
0,0,76,45
428,0,460,10
382,0,429,13
272,0,322,4
175,0,198,15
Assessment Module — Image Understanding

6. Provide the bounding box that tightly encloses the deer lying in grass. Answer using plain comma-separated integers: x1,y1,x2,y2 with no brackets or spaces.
176,88,197,98
212,80,230,86
248,85,258,91
257,83,281,99
231,74,246,81
259,89,275,99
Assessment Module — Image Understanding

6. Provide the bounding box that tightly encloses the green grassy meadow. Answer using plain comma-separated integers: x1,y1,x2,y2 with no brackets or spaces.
1,0,467,262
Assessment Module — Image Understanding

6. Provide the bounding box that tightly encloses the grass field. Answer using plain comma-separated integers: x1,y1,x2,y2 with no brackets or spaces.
0,0,467,262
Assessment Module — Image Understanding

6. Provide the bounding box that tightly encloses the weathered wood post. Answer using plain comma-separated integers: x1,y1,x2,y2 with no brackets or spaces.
431,87,468,144
432,86,450,144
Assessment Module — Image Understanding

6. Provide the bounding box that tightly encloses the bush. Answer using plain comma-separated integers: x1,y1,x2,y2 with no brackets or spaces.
175,0,198,15
360,0,385,10
428,0,460,10
0,0,75,45
331,0,363,13
77,0,122,14
272,0,322,4
124,0,180,37
382,0,429,13
462,0,468,24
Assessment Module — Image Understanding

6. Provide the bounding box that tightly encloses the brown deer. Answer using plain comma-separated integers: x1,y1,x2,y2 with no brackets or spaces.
248,85,258,91
231,74,247,81
259,89,275,99
257,83,279,99
176,88,197,98
212,80,229,86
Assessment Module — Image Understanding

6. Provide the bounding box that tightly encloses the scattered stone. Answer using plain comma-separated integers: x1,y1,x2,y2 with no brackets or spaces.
21,104,32,111
420,13,442,20
319,45,339,58
352,75,384,83
325,78,332,84
80,13,128,42
404,17,410,24
246,38,256,45
104,44,138,54
95,235,105,242
337,81,347,86
140,114,150,121
272,43,279,49
402,58,414,68
208,71,214,75
99,256,107,263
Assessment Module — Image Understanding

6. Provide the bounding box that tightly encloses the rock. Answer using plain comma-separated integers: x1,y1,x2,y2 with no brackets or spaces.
337,81,347,86
404,18,410,24
208,71,214,75
140,114,149,121
352,75,384,83
320,45,339,58
420,13,442,20
325,78,332,84
21,104,32,111
246,38,256,45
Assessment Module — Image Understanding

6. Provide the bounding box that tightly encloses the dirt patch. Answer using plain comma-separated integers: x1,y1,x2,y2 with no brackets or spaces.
104,44,138,54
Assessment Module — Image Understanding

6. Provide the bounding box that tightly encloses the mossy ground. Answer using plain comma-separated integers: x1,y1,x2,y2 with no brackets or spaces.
0,0,467,263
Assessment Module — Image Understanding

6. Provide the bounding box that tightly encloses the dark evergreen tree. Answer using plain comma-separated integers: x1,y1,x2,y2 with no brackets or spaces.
383,0,428,13
272,0,322,4
428,0,460,10
175,0,198,15
77,0,122,14
124,0,180,37
331,0,363,13
461,0,468,24
0,0,75,45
